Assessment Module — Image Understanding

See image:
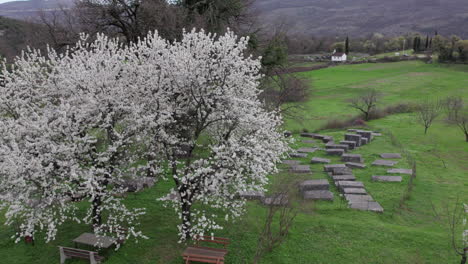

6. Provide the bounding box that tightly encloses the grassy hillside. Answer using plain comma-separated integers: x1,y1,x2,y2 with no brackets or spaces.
0,61,467,263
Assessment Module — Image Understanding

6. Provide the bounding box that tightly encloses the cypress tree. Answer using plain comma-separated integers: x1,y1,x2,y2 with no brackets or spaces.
413,37,417,51
345,36,350,54
425,35,429,50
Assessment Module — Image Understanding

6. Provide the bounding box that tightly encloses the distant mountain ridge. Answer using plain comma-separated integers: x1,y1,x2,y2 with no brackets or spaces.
253,0,468,37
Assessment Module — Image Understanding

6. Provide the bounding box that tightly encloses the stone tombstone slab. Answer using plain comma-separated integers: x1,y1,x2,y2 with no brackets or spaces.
387,168,413,175
380,153,402,159
347,129,358,132
297,147,318,153
331,166,353,175
349,201,384,213
326,149,345,156
300,132,317,138
324,164,346,172
332,175,356,182
290,165,311,173
262,194,289,206
238,191,265,200
340,140,356,150
342,188,367,195
282,160,301,165
371,176,402,182
372,159,398,167
322,136,334,143
356,130,373,141
303,190,334,201
302,139,316,144
325,144,349,152
290,153,308,158
312,134,326,140
299,179,330,192
336,181,365,191
345,162,366,169
372,132,382,137
344,134,362,147
311,157,331,164
341,154,363,163
344,194,374,203
361,137,368,145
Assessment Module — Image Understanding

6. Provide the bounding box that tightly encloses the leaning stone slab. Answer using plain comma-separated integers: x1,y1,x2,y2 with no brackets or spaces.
344,134,362,147
344,194,374,203
303,190,334,201
262,194,289,206
332,175,356,182
290,165,311,173
342,188,367,195
324,164,346,172
238,191,265,200
371,176,402,182
340,140,356,150
380,153,402,159
297,147,318,153
330,166,353,175
299,179,330,192
282,160,300,165
290,153,308,158
312,134,325,140
336,181,365,191
356,130,373,141
325,144,349,152
387,168,413,175
341,154,363,163
311,157,331,164
345,162,366,169
372,159,398,167
361,137,368,145
326,149,345,156
322,136,334,143
349,201,384,213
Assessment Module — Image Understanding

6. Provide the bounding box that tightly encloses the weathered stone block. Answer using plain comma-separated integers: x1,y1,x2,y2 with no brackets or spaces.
290,153,308,158
340,140,356,150
345,162,366,169
303,190,334,201
387,168,413,175
324,164,346,172
372,159,398,167
330,166,353,175
299,179,330,192
300,132,317,138
297,147,318,153
361,137,368,145
302,139,316,144
344,194,374,203
262,194,289,206
371,176,402,182
332,175,356,182
311,157,331,164
380,153,402,159
326,149,345,156
347,129,358,132
336,181,365,191
341,153,363,163
290,165,311,173
325,144,349,152
322,136,334,143
344,134,362,147
372,132,382,137
356,130,373,141
282,160,300,165
342,188,367,195
349,201,384,213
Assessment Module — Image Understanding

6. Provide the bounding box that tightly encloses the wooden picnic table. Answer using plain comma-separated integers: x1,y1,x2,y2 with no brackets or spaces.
73,232,117,249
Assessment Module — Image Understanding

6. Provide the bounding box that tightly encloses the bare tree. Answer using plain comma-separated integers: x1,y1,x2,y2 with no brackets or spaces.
416,99,441,134
446,200,467,264
349,89,379,121
444,96,468,142
253,186,298,264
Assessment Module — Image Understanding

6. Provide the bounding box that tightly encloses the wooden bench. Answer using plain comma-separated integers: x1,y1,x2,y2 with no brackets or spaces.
58,246,104,264
182,236,230,264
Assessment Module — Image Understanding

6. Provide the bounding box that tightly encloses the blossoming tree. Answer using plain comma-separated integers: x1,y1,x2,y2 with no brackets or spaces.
131,30,289,240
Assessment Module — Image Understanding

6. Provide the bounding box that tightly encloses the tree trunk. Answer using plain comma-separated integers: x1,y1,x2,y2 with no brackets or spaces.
424,126,428,134
465,132,468,142
461,254,466,264
92,196,102,226
181,200,192,240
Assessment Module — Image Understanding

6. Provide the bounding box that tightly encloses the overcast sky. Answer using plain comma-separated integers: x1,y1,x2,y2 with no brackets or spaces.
0,0,27,4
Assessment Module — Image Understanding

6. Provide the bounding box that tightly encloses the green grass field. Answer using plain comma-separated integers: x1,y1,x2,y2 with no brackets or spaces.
1,61,467,263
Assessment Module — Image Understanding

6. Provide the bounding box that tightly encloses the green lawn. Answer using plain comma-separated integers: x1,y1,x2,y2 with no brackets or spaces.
1,61,467,263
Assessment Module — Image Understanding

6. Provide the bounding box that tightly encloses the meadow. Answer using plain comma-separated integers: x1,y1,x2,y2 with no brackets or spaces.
0,60,467,263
